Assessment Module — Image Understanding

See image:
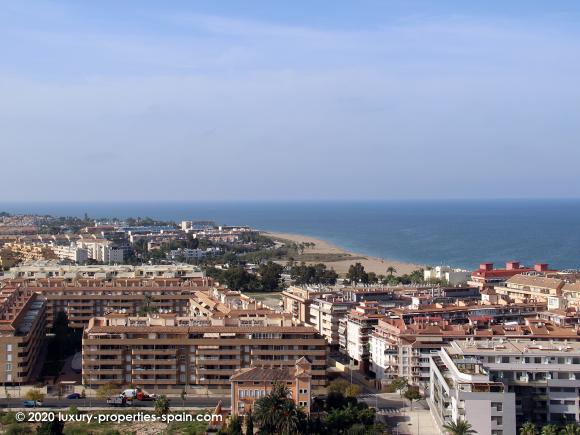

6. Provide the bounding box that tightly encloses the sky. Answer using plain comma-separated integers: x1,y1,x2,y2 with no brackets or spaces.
1,1,580,201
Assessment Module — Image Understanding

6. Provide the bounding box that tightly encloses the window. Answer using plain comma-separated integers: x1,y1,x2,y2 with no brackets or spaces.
492,402,503,412
299,389,308,395
5,363,12,372
6,344,12,352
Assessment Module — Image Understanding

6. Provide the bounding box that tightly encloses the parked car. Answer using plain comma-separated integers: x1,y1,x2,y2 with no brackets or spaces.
66,393,81,399
23,400,42,408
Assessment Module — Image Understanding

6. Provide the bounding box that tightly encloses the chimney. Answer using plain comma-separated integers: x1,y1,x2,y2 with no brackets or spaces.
534,263,548,272
506,261,520,270
480,263,494,271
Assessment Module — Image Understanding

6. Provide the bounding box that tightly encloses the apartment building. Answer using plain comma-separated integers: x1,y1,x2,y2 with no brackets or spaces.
370,316,580,391
341,301,385,372
76,239,124,263
469,261,552,290
389,300,546,325
282,286,336,324
0,287,46,385
308,294,356,348
230,357,312,415
496,273,580,310
443,339,580,427
424,266,471,286
1,263,205,282
429,346,516,435
2,277,210,329
51,244,89,263
82,313,327,394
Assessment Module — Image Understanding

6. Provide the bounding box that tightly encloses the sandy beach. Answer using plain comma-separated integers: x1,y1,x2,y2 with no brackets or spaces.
263,231,422,276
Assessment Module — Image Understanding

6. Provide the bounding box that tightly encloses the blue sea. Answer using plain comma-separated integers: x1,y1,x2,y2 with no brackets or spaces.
2,200,580,270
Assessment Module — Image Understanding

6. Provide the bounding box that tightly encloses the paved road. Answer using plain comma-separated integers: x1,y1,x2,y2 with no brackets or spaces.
0,397,229,410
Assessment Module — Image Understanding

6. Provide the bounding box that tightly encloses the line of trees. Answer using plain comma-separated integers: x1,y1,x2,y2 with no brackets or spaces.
344,262,425,286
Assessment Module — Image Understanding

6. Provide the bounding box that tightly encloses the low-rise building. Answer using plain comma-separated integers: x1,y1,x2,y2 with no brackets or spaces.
230,357,312,415
424,266,471,286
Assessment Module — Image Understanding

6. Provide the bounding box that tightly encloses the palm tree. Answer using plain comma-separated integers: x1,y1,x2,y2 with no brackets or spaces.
253,383,305,435
442,419,476,435
559,424,580,435
520,422,538,435
541,425,559,435
386,266,397,277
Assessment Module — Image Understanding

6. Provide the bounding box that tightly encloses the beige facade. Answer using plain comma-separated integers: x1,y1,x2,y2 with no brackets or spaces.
230,357,312,415
282,286,336,324
82,313,327,393
0,287,46,385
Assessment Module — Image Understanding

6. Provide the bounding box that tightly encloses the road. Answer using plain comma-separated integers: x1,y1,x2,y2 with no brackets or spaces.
0,396,229,410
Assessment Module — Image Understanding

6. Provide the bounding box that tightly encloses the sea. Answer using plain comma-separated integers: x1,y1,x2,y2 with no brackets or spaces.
2,199,580,270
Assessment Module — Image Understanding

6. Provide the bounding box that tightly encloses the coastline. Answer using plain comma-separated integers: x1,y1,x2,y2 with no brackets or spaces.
262,231,423,276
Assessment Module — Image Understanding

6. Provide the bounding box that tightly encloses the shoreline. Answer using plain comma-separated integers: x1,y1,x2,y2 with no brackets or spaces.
262,231,424,276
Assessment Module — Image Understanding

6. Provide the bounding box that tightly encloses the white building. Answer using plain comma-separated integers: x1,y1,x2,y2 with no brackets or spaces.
424,266,470,286
76,239,124,263
51,244,88,263
431,339,580,429
429,345,516,435
308,295,355,347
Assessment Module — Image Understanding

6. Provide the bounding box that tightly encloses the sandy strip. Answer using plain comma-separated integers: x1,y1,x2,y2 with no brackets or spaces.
262,231,423,276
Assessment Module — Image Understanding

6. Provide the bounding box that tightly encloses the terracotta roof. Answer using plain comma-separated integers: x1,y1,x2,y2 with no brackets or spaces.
230,366,294,382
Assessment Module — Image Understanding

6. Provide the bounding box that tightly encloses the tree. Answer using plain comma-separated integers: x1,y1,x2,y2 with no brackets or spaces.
154,395,170,417
347,263,369,284
96,383,118,400
223,415,242,435
391,377,408,397
327,379,349,395
404,388,421,410
35,420,64,435
442,419,476,435
5,424,33,435
386,266,397,277
344,384,361,398
257,261,283,291
559,424,580,435
245,412,254,435
25,388,45,403
542,426,559,435
520,422,539,435
253,383,305,435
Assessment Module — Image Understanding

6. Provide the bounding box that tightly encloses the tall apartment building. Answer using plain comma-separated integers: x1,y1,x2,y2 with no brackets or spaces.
51,244,89,263
341,301,385,372
281,286,336,324
0,287,46,385
76,239,124,263
429,346,516,435
437,339,580,427
308,294,356,348
82,313,327,394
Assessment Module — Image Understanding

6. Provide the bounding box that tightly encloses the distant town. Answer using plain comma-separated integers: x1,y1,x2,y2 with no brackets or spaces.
0,212,579,434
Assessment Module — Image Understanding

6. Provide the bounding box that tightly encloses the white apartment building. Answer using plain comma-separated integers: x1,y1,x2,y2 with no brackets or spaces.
424,266,471,286
434,339,580,428
429,346,516,435
76,240,124,263
308,295,355,347
50,244,88,263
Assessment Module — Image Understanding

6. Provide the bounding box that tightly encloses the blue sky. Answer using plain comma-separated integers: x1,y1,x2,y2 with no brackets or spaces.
1,1,580,200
